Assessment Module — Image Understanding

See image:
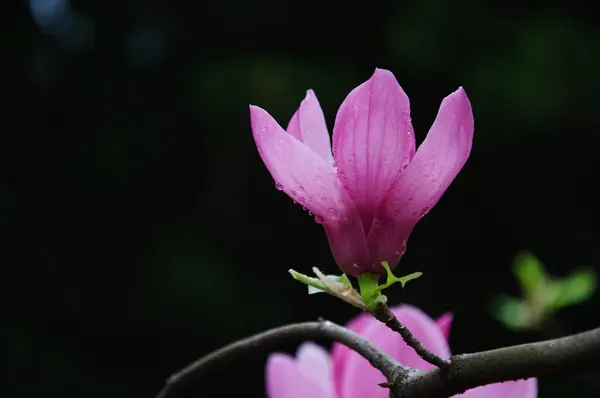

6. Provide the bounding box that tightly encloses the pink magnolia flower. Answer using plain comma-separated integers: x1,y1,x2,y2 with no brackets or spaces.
266,305,537,398
250,68,474,276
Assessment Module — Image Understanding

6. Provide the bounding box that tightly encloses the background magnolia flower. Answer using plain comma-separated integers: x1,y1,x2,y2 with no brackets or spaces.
266,305,537,398
250,68,474,276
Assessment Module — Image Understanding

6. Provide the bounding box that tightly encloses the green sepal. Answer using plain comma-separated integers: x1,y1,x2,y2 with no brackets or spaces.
357,272,380,309
289,269,352,295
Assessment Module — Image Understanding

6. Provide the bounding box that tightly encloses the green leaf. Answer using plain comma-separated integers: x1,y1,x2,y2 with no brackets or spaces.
375,262,423,293
338,274,352,287
490,295,531,330
289,269,328,293
513,251,547,292
289,269,354,295
553,267,597,309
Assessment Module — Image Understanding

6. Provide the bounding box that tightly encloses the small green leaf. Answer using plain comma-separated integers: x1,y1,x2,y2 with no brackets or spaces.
553,267,597,309
491,295,531,330
338,274,352,287
513,251,547,292
289,269,355,295
289,269,328,293
374,262,423,294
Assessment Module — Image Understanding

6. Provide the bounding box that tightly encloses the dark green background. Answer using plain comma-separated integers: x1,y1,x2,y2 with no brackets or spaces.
3,0,600,397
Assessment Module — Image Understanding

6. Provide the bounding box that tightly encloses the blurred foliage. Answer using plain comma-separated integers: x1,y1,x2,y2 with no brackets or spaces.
492,252,597,331
3,0,600,397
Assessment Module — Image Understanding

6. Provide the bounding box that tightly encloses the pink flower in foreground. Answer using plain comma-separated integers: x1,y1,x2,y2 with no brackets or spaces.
266,305,537,398
250,68,474,276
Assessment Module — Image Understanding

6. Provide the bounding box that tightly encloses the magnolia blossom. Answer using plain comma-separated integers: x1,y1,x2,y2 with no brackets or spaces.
250,68,474,276
266,305,537,398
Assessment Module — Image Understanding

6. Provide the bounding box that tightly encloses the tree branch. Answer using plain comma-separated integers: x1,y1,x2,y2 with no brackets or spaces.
155,319,600,398
392,326,600,398
371,302,451,369
155,320,404,398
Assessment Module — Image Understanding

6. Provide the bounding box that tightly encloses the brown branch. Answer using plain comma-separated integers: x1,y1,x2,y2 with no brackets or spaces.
392,326,600,398
155,320,405,398
371,302,451,369
155,319,600,398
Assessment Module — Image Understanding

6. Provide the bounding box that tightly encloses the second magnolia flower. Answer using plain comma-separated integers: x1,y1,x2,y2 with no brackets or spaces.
250,68,474,276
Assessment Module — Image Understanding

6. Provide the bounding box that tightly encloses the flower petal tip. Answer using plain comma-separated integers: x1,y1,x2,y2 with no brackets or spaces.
371,67,395,80
450,86,470,105
249,104,265,116
305,89,316,98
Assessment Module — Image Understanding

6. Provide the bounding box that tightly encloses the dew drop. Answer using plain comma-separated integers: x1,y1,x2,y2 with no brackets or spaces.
327,208,339,217
274,182,283,191
321,196,327,201
308,211,313,216
314,215,324,224
298,185,305,191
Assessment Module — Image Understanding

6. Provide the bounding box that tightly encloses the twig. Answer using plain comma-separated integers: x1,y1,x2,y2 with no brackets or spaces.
371,302,451,369
155,320,405,398
392,326,600,398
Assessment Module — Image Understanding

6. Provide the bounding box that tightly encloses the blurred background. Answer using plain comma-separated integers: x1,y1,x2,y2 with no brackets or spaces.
3,0,600,397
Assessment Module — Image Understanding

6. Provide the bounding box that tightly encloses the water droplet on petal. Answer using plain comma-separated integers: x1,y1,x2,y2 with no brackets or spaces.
321,196,327,201
308,211,313,216
274,182,283,191
314,215,324,224
298,185,305,191
327,208,339,217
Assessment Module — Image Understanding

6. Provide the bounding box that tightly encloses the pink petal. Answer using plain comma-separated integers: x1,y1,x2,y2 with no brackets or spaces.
367,87,474,268
331,312,371,394
323,218,370,276
286,90,334,165
457,378,538,398
436,312,454,341
333,305,450,398
251,105,370,274
266,352,335,398
295,343,335,395
251,105,349,221
333,68,416,233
